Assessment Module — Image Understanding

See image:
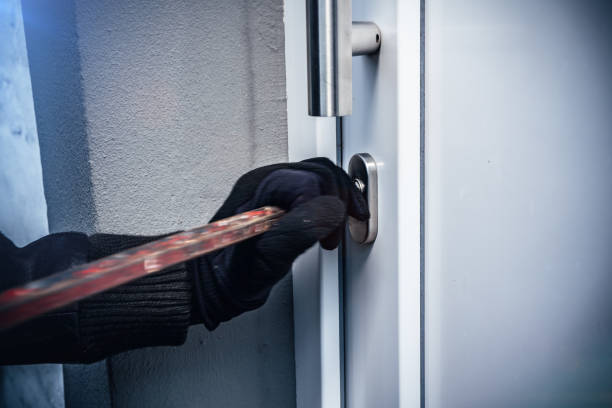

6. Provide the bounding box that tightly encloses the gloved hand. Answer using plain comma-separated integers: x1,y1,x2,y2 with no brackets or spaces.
192,158,369,329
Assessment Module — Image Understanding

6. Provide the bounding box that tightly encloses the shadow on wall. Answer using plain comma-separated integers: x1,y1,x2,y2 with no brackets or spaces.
17,1,113,407
0,1,62,407
21,0,95,235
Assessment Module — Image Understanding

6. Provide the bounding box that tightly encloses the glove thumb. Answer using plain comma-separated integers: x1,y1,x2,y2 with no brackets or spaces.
255,195,346,268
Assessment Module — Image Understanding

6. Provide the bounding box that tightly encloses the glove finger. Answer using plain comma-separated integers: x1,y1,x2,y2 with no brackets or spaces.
213,161,335,221
301,158,346,202
330,163,369,221
302,158,369,221
211,163,289,221
236,163,339,214
213,158,368,224
249,169,324,211
283,158,368,223
255,195,346,271
249,164,348,250
319,224,343,250
307,158,366,247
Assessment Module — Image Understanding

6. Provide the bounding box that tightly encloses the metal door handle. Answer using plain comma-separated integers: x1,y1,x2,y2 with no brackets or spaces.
306,0,381,117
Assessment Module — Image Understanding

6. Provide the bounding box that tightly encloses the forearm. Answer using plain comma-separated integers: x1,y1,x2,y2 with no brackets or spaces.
0,157,367,364
0,233,197,365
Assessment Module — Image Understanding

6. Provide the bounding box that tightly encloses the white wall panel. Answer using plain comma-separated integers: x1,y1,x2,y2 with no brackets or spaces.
425,1,612,407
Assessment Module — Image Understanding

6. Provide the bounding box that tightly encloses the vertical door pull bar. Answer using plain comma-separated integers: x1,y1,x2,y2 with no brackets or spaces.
306,0,381,117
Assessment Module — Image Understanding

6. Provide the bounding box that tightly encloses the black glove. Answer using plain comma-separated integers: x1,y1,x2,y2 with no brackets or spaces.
192,158,369,329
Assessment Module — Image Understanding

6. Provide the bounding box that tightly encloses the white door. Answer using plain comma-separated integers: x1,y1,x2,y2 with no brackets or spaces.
288,1,612,407
425,1,612,407
285,1,422,407
342,0,422,407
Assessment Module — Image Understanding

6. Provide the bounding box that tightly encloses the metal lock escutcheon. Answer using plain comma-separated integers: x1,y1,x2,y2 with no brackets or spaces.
348,153,378,244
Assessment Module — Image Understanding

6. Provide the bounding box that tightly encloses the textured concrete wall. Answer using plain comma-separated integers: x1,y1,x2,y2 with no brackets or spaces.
0,1,62,407
22,0,293,407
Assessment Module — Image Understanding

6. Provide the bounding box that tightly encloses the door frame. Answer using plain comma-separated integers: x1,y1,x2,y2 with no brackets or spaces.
284,2,343,407
284,1,423,406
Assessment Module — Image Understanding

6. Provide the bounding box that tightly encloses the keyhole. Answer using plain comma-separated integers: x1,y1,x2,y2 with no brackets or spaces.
354,178,366,194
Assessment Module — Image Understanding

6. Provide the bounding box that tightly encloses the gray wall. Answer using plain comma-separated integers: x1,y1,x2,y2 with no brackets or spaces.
426,1,612,407
22,0,294,406
0,1,63,407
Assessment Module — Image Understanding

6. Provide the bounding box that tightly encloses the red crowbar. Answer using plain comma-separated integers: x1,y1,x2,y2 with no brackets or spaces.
0,206,284,330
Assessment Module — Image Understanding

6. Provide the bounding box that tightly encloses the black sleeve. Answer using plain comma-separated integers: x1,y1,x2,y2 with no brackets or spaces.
0,232,197,365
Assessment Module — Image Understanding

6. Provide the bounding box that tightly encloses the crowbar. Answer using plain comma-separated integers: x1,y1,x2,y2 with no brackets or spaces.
0,206,284,330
